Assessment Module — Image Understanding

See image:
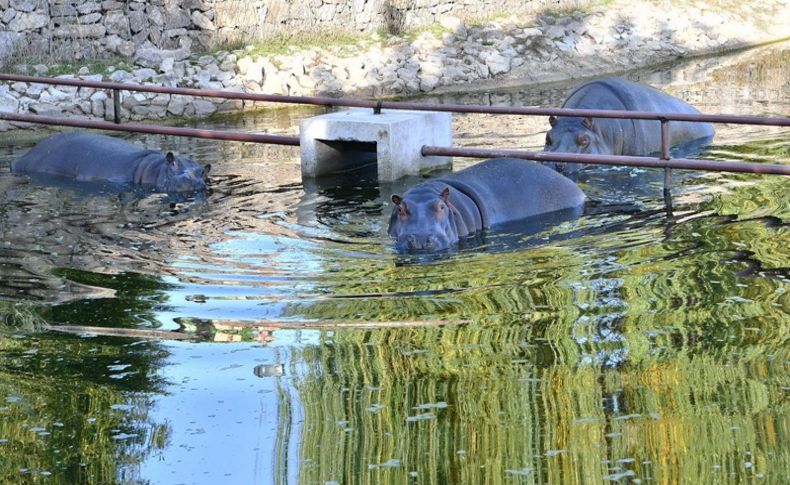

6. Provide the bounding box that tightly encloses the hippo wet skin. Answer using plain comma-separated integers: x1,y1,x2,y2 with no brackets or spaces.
544,77,715,174
11,132,210,193
388,158,585,251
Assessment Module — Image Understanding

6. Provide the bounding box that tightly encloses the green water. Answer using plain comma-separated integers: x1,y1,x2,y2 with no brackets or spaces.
0,43,788,484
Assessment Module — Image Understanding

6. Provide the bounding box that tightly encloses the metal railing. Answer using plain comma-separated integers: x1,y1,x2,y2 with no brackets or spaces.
1,73,789,184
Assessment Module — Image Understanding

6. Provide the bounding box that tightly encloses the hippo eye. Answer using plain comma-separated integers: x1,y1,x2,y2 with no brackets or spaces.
576,134,590,147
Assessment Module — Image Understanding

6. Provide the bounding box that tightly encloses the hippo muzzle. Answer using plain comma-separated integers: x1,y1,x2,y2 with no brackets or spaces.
395,231,451,252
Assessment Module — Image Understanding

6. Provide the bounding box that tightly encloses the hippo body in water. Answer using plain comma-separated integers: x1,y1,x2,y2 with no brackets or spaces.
388,158,585,251
11,132,210,193
544,77,715,174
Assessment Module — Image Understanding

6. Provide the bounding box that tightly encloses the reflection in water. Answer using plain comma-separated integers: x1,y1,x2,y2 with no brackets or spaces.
0,42,788,483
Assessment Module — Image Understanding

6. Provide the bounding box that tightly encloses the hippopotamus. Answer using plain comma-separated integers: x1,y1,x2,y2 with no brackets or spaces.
388,158,585,251
11,132,210,193
544,77,715,174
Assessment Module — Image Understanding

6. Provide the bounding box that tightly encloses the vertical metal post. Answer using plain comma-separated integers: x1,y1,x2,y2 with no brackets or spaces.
112,89,121,124
660,118,671,192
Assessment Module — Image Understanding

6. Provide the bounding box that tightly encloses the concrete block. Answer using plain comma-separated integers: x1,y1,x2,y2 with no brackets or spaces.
299,108,452,181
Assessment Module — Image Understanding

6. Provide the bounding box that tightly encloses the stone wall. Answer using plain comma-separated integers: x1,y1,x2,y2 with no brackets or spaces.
0,0,590,65
0,0,788,134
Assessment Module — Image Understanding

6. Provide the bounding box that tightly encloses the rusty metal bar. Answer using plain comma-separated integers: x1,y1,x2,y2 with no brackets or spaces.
1,110,786,176
0,111,300,145
112,89,121,124
1,73,789,126
421,145,790,176
660,119,672,192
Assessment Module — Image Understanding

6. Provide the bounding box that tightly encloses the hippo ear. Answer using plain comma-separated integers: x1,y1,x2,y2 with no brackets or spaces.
582,117,594,129
549,115,558,127
440,187,450,203
203,164,211,175
166,152,176,165
391,194,403,206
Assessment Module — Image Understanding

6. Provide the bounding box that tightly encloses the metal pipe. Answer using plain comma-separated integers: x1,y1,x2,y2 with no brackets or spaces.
2,73,789,126
1,110,786,176
112,89,121,124
0,111,301,145
660,119,672,192
421,145,790,176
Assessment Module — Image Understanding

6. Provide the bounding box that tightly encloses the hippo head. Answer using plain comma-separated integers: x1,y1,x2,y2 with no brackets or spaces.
388,187,458,252
154,152,211,193
543,116,606,174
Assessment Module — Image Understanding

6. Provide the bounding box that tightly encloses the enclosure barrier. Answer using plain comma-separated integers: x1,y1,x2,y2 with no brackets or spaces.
1,73,789,185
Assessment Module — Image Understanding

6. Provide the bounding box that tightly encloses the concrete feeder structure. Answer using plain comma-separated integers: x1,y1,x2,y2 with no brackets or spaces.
299,109,453,181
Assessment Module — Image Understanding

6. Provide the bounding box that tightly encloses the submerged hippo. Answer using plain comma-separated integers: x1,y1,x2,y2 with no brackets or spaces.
11,132,210,193
544,77,715,174
388,158,585,251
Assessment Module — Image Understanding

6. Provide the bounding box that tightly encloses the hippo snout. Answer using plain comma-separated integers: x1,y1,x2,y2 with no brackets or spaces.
397,233,448,251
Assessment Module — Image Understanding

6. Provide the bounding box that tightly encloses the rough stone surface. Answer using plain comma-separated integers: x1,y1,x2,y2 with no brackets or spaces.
0,0,787,130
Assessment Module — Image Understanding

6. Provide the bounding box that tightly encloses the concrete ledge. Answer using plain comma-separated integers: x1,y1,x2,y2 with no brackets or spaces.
299,109,452,181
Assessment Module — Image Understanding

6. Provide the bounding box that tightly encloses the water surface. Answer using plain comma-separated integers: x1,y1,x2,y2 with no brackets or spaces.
1,43,788,484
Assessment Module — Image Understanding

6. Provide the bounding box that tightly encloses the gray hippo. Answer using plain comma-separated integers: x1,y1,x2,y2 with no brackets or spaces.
388,158,585,251
544,77,715,174
11,132,210,193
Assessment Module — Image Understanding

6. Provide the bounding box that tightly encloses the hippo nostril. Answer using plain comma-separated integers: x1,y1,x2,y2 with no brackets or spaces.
407,235,418,249
426,236,438,249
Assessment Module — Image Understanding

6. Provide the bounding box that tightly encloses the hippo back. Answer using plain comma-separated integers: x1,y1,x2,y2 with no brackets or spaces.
12,132,209,192
437,158,585,227
562,77,714,155
12,132,156,183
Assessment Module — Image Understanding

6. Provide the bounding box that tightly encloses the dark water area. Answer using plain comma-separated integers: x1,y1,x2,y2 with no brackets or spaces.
0,42,788,484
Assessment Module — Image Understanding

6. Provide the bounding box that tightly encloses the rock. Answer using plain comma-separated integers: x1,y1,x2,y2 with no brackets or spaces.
163,7,191,29
132,68,158,81
28,103,60,115
419,74,440,92
9,0,36,12
148,6,164,27
41,88,71,103
9,12,48,31
134,38,192,68
92,98,105,118
546,24,567,40
237,56,264,83
108,69,134,82
129,10,147,34
118,41,135,57
79,12,102,24
53,25,107,38
480,49,511,75
101,0,124,10
2,8,15,24
160,57,175,74
166,95,187,116
121,92,147,109
519,27,542,38
192,10,215,30
27,82,45,95
0,93,20,113
105,10,130,37
90,91,108,103
150,93,170,106
78,66,91,76
0,32,21,65
76,2,101,14
192,99,217,116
